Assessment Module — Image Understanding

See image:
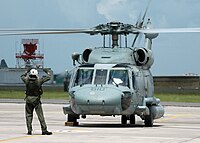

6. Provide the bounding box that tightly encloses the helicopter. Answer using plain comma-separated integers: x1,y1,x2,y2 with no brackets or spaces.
62,20,163,127
1,5,200,127
60,19,200,127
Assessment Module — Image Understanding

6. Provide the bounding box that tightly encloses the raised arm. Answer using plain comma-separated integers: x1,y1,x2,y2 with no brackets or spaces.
40,68,52,84
21,69,31,84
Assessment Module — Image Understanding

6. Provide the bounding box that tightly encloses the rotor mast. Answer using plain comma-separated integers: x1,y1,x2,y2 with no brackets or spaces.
112,34,118,47
91,22,136,48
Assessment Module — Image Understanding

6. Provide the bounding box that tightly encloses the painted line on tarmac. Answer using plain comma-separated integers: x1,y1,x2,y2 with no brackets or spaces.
156,114,191,122
0,135,33,142
51,128,93,133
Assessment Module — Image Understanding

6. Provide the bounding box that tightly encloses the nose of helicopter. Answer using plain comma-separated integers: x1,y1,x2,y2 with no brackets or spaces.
71,85,124,115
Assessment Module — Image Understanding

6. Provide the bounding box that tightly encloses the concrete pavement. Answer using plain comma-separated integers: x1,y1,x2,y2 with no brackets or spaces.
0,98,200,107
0,103,200,143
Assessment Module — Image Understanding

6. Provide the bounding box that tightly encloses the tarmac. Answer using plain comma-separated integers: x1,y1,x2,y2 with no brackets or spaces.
0,101,200,143
1,98,200,107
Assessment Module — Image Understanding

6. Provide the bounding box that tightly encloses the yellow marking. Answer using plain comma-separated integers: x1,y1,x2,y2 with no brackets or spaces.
68,128,93,133
0,136,33,142
156,114,191,122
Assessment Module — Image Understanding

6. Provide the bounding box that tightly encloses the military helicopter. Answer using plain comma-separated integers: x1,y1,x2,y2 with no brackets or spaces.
63,20,163,127
1,4,200,127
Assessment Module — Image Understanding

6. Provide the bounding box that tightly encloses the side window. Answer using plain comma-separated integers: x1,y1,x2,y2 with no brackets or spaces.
74,69,94,86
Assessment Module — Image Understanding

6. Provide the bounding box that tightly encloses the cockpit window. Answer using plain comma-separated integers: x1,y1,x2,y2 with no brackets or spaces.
73,67,129,88
74,69,94,86
94,69,107,85
108,70,129,87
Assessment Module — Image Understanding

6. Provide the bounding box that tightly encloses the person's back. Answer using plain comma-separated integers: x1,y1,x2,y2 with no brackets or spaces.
21,68,52,135
26,79,42,96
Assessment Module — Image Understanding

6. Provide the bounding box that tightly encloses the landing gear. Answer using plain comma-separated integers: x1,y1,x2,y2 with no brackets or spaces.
121,115,127,124
121,114,135,125
130,114,135,124
65,114,79,126
144,107,153,127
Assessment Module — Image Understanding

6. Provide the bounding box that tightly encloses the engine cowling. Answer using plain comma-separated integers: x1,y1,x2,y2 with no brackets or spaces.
134,48,154,68
82,48,92,63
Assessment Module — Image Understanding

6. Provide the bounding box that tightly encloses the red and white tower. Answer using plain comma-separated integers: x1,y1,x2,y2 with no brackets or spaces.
16,39,44,68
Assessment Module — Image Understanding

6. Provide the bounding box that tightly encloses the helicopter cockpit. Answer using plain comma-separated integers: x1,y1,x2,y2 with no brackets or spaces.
72,64,130,88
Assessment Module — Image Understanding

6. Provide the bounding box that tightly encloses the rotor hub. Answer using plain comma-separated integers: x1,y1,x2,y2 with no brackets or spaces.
92,21,136,36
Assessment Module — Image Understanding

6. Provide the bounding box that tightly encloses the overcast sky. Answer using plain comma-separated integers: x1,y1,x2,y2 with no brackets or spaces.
0,0,200,75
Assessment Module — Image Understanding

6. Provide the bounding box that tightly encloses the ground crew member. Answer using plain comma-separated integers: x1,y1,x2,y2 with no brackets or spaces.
21,68,52,135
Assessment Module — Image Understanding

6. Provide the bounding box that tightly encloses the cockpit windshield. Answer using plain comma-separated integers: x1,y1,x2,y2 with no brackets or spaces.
73,67,129,88
94,69,107,85
108,70,129,87
74,69,94,86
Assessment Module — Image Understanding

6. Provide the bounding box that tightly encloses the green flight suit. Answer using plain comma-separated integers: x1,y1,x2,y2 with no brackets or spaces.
21,69,52,133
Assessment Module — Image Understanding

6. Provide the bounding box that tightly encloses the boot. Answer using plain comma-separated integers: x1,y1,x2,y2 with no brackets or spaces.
27,131,32,135
42,131,52,135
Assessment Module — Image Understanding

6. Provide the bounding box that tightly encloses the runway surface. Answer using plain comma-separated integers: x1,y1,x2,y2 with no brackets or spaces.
0,103,200,143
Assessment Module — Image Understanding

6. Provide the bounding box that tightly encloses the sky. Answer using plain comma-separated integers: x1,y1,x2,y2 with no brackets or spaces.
0,0,200,75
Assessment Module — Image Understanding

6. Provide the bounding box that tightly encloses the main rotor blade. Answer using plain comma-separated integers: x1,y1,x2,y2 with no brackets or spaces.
139,28,200,34
0,29,94,36
140,0,151,27
132,34,139,47
132,0,151,47
0,28,88,32
135,0,151,27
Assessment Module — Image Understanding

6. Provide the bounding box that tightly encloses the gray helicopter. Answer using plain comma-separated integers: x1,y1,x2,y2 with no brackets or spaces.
1,6,200,127
60,10,200,126
62,19,163,127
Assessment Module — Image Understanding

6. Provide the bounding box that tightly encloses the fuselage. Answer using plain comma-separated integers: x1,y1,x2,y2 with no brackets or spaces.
67,63,154,116
63,47,164,125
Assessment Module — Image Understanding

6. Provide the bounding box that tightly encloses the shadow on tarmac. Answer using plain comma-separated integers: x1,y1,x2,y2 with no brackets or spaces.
77,123,163,128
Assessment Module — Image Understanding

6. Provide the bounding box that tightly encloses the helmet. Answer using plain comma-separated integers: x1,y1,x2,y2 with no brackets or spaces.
29,69,38,76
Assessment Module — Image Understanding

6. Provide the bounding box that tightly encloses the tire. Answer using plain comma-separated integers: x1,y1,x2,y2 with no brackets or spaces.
144,107,153,127
67,114,79,122
121,115,127,124
130,114,135,124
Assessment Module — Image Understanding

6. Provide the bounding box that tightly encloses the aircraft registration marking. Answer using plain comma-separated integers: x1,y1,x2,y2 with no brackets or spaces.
91,87,105,91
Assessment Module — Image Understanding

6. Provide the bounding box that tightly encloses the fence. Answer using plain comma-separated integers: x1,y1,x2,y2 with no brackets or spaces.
154,76,200,93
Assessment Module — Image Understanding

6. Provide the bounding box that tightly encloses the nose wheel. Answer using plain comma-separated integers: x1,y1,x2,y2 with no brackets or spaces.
121,114,135,125
65,114,79,126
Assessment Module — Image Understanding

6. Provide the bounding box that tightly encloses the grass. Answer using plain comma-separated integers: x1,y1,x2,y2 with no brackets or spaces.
0,90,69,100
0,89,200,103
155,93,200,103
